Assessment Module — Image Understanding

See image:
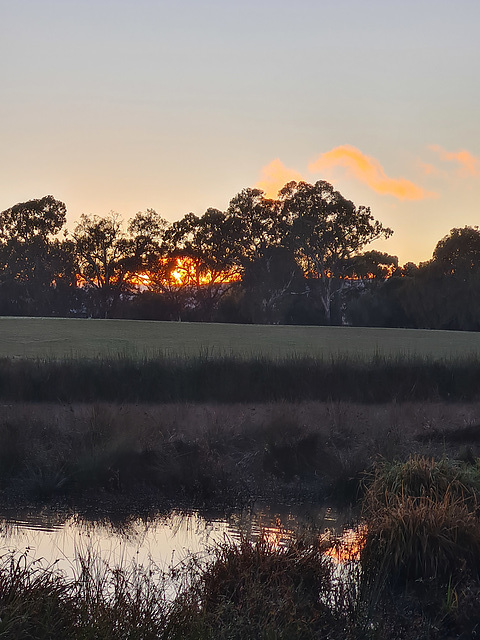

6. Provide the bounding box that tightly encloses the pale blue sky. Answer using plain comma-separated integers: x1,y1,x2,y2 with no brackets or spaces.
1,0,479,263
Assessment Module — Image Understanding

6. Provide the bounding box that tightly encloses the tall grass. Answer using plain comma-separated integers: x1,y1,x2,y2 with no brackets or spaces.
167,535,338,640
2,354,480,402
362,456,480,583
0,551,168,639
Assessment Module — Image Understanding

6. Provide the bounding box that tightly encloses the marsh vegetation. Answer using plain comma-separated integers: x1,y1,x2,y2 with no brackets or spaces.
1,400,480,509
2,455,480,639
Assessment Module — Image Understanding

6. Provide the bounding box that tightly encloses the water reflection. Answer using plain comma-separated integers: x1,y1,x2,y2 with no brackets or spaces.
0,504,358,578
323,525,367,563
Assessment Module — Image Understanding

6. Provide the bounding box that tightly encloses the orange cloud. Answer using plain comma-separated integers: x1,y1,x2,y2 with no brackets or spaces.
418,160,439,176
255,158,305,199
308,145,433,200
429,145,480,176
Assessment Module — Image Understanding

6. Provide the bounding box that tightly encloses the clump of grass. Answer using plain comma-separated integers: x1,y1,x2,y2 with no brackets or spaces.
168,533,338,640
363,492,480,583
364,454,480,513
0,554,76,639
72,549,168,639
362,456,480,584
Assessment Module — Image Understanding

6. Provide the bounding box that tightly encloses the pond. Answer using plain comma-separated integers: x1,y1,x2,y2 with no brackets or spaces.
0,503,356,579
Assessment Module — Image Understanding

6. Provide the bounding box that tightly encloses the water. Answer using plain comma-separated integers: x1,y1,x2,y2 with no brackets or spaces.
0,504,355,578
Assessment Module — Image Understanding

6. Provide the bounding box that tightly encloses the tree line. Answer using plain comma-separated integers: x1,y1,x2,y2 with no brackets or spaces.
1,183,479,330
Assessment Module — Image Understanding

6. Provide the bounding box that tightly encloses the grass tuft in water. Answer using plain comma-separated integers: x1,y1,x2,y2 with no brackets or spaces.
362,455,480,584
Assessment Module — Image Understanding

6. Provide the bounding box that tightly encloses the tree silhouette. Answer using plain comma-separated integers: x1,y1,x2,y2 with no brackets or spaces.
432,226,480,276
279,181,393,323
159,208,242,320
0,196,76,315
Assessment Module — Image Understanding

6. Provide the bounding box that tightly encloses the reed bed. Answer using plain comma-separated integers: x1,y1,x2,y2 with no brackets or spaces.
2,353,480,403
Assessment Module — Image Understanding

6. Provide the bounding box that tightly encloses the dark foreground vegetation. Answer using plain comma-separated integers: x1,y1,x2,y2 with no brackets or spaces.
2,455,480,639
4,354,480,403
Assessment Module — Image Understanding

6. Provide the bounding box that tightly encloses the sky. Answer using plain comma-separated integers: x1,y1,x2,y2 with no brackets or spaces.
1,0,479,265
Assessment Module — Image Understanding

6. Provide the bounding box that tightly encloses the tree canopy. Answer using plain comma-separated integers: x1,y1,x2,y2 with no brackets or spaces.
10,185,480,330
0,196,75,315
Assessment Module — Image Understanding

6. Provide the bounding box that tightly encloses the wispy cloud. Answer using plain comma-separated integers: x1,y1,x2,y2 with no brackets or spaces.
308,145,434,200
255,158,305,199
429,145,480,177
417,160,439,176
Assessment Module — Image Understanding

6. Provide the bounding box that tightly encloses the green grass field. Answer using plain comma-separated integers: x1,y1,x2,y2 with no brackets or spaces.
1,316,480,361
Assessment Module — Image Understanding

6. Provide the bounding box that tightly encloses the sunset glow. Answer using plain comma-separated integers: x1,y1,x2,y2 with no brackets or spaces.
140,256,241,290
128,272,152,288
169,256,241,287
1,1,479,266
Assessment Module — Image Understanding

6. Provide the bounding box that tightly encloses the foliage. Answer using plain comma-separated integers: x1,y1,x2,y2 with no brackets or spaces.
4,193,480,329
347,226,480,331
279,180,393,322
432,226,480,276
0,182,395,323
225,187,280,261
0,194,67,241
0,196,76,315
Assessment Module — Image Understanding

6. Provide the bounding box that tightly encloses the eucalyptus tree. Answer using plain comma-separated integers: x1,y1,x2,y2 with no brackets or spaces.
0,195,76,315
156,208,243,320
73,209,167,317
240,246,306,324
348,251,399,280
279,180,393,323
401,226,480,330
225,187,281,263
431,226,480,276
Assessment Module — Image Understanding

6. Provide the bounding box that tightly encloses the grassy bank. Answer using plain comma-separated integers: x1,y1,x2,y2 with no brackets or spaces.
4,456,480,639
3,354,480,403
1,401,480,508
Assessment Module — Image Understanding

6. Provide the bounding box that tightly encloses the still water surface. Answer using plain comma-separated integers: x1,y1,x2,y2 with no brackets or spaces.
0,504,352,578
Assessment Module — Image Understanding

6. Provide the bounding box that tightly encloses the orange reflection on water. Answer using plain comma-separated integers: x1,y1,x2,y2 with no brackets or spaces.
322,525,367,563
261,518,290,549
